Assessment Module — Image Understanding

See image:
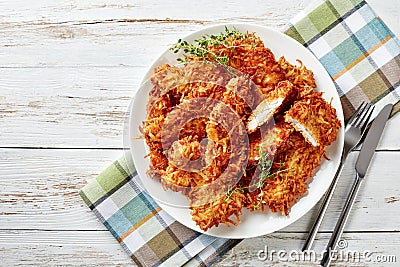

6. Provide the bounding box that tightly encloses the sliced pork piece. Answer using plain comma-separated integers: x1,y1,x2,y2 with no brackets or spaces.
247,80,295,133
284,92,341,147
261,132,326,215
248,120,294,166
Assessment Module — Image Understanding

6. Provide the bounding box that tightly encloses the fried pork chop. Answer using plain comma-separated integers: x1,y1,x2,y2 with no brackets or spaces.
285,92,341,147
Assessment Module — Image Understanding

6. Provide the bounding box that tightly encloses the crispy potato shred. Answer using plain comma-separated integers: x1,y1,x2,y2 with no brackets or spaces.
141,31,341,231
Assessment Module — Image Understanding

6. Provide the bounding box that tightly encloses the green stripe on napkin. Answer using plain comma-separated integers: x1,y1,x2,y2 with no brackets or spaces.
80,152,241,267
284,0,400,119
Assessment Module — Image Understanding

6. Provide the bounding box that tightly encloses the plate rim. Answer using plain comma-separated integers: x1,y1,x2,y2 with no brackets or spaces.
129,22,344,238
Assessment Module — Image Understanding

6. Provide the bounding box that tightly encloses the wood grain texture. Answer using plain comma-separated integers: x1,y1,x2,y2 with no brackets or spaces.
0,0,399,149
216,232,400,266
0,231,398,266
0,0,308,24
1,149,399,232
0,0,398,34
1,66,400,148
1,0,400,266
0,67,137,148
0,0,398,68
0,230,132,266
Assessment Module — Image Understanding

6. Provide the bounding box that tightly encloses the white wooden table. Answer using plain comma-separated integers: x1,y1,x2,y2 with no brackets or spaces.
1,0,399,266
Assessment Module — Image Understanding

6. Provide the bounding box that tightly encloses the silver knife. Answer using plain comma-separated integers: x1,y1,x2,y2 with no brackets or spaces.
320,103,393,267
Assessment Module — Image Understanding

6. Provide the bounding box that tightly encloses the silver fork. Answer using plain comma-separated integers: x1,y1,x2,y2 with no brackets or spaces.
302,102,374,251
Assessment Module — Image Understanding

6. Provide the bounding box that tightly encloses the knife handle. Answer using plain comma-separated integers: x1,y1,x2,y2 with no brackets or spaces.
320,174,364,267
302,151,348,251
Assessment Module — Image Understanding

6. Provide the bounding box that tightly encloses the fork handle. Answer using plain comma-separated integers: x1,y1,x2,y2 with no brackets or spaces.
302,151,348,251
320,173,363,267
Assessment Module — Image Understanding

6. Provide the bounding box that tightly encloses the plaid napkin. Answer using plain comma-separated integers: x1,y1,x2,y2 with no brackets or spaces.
284,0,400,119
79,152,241,267
80,0,400,266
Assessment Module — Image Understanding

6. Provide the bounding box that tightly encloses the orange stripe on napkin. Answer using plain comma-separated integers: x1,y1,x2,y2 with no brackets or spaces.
118,207,162,242
332,34,391,81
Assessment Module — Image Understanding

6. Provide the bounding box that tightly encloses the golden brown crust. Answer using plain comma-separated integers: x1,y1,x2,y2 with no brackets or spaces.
189,188,246,231
278,57,316,98
248,120,294,166
246,80,296,133
204,34,286,93
284,92,342,147
261,132,326,215
142,31,341,231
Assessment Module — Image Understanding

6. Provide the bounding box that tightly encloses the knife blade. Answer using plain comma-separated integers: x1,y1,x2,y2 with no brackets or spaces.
321,103,393,267
356,103,393,178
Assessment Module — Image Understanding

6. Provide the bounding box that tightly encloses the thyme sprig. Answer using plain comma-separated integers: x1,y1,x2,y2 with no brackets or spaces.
224,186,245,202
170,26,253,65
254,149,273,187
224,148,289,211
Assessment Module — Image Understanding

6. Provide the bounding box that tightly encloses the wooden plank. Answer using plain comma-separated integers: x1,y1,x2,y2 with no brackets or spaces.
217,232,400,266
0,21,302,68
1,0,398,36
0,148,120,230
0,1,398,149
0,230,132,266
1,66,400,149
0,230,398,266
0,0,308,24
0,67,138,148
0,21,189,68
1,149,399,232
1,0,398,69
0,1,399,266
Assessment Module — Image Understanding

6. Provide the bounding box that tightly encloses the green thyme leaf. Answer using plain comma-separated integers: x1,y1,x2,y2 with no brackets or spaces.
170,26,251,66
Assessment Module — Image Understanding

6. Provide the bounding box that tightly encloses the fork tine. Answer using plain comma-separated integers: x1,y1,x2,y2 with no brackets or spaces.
360,106,375,133
352,102,369,127
347,102,365,125
355,103,372,128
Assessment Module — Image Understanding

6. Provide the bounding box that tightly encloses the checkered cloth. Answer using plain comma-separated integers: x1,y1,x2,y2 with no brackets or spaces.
79,0,400,266
80,152,241,267
284,0,400,119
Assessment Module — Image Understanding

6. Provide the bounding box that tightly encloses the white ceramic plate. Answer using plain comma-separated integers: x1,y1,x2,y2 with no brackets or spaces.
129,23,344,238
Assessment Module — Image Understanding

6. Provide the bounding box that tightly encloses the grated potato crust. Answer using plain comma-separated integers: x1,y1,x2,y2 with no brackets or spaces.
285,92,341,147
141,30,341,231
